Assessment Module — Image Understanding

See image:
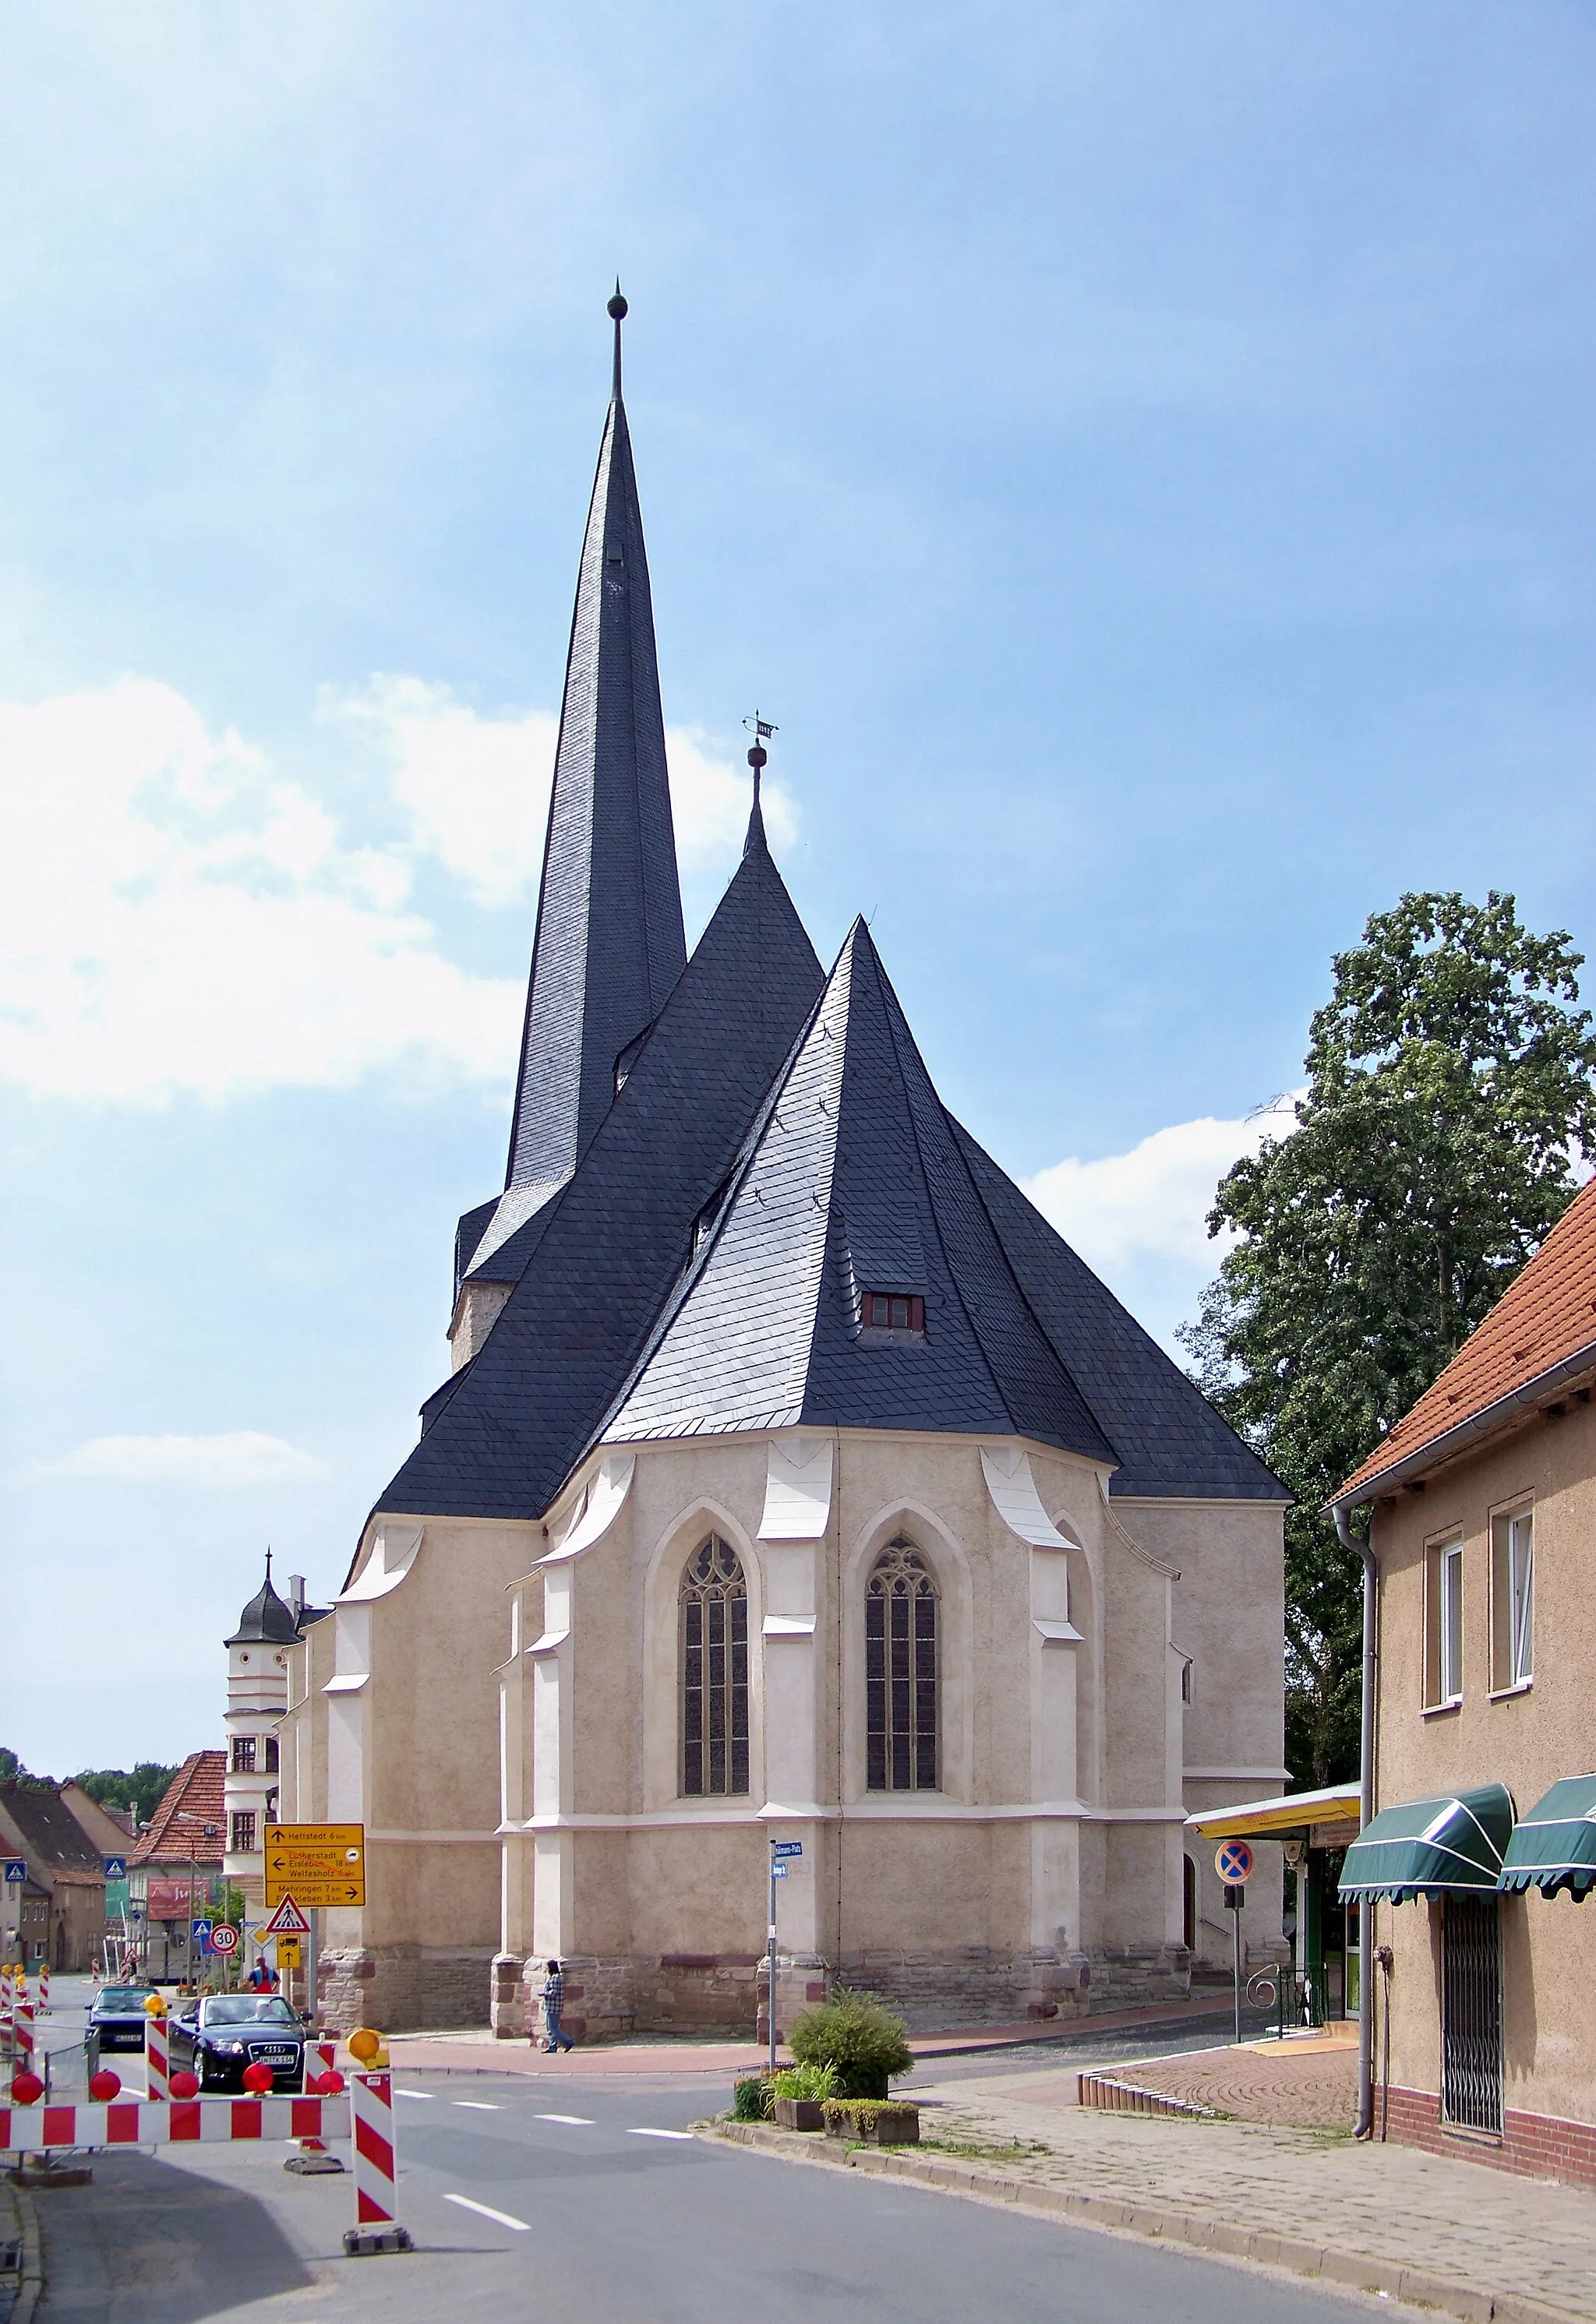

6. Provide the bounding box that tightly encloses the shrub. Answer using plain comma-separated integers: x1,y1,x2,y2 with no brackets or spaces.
731,2075,772,2121
769,2061,836,2104
788,1989,913,2100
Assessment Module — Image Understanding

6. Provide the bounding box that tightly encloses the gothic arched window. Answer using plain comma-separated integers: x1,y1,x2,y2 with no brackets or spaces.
680,1536,749,1797
866,1538,939,1791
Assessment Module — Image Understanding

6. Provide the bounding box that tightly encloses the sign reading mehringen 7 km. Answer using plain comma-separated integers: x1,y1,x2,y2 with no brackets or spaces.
263,1822,365,1910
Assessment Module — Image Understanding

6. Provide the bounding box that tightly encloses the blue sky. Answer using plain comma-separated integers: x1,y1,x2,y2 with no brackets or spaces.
5,2,1596,1776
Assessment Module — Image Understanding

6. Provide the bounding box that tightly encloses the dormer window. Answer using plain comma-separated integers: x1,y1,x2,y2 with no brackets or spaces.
860,1292,925,1336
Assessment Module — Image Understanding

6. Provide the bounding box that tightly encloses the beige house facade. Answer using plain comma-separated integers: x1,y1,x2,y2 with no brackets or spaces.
280,302,1288,2038
1336,1177,1596,2187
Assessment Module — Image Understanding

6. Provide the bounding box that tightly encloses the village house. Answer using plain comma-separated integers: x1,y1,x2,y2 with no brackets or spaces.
1335,1175,1596,2186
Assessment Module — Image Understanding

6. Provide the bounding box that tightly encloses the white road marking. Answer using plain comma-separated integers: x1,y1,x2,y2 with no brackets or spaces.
443,2192,531,2232
453,2100,500,2110
627,2127,695,2140
395,2089,435,2100
536,2111,595,2125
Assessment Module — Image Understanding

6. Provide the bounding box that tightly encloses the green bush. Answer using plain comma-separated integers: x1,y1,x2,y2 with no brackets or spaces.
730,2075,772,2121
788,1989,913,2100
769,2061,836,2103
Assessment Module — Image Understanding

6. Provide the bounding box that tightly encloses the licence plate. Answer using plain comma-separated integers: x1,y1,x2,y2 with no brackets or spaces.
252,2048,297,2064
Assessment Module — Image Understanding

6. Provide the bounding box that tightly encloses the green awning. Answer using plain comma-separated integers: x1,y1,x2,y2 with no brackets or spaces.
1338,1783,1515,1903
1498,1774,1596,1901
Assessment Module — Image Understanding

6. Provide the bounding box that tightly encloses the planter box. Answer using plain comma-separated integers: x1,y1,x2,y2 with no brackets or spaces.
774,2097,824,2132
864,2106,920,2146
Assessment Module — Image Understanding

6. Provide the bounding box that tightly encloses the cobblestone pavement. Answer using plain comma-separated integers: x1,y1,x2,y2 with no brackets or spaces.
899,2065,1596,2321
1096,2034,1361,2128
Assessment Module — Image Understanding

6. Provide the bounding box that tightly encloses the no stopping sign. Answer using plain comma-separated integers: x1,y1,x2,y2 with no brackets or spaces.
1214,1838,1255,1885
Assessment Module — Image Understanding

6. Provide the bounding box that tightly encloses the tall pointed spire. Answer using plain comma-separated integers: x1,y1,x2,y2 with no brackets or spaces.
503,287,687,1208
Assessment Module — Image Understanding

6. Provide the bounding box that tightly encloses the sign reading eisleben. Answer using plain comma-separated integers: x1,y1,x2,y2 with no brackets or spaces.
263,1822,365,1910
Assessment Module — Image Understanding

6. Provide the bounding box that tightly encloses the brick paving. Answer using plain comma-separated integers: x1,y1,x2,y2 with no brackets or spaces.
1093,2033,1361,2128
891,2062,1596,2321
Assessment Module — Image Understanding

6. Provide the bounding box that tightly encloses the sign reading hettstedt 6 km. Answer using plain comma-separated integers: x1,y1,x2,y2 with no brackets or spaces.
263,1823,365,1910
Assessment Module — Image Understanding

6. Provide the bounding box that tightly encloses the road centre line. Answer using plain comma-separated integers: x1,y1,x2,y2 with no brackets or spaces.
627,2127,696,2140
536,2111,595,2125
443,2193,531,2233
454,2100,500,2110
395,2088,434,2099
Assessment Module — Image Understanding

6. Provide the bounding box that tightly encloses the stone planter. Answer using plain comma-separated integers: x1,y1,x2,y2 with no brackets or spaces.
863,2105,920,2146
774,2096,824,2132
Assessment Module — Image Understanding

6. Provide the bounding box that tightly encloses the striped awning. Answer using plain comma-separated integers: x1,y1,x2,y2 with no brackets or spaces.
1338,1783,1514,1903
1498,1773,1596,1902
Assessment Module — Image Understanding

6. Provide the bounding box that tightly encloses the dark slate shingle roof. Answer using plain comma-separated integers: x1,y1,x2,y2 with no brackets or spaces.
373,816,824,1524
602,920,1121,1463
952,1121,1286,1500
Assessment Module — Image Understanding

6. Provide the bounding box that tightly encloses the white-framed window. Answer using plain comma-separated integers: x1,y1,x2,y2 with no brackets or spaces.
1491,1506,1534,1691
1425,1534,1464,1708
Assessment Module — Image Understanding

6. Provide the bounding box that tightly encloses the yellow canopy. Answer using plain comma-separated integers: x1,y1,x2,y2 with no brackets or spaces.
1185,1783,1361,1844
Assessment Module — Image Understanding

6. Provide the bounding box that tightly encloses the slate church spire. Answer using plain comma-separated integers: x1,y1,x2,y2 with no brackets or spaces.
504,287,687,1210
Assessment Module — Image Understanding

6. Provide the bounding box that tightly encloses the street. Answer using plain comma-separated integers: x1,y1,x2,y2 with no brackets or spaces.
16,1981,1382,2323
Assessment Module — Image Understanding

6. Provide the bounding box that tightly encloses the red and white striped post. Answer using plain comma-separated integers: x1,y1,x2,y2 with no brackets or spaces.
12,1999,34,2073
143,2006,169,2102
37,1964,49,2014
284,2042,345,2175
343,2031,411,2255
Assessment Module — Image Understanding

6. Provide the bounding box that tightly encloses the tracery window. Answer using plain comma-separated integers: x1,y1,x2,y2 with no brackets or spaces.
866,1538,939,1791
680,1536,749,1797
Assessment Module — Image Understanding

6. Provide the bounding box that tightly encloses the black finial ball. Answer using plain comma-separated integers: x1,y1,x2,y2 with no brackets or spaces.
608,290,628,320
747,742,768,771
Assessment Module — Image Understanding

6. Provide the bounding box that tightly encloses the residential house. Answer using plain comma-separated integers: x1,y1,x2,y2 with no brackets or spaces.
129,1751,226,1981
0,1783,108,1971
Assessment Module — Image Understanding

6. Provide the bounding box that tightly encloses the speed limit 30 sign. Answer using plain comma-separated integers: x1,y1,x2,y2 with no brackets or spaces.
1214,1838,1255,1885
209,1924,239,1956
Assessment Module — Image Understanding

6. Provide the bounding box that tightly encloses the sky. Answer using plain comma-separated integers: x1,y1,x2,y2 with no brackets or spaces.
5,2,1596,1777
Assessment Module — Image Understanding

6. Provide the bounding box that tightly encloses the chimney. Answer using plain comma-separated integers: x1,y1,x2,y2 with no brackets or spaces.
288,1575,305,1620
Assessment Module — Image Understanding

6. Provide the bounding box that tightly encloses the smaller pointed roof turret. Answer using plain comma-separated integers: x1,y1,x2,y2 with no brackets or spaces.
742,713,775,858
227,1550,301,1646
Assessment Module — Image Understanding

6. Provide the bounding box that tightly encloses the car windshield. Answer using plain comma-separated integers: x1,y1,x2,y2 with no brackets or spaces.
200,1997,300,2027
97,1987,155,2007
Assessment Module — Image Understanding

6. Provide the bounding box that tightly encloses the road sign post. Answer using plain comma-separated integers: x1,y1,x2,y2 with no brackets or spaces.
1214,1840,1255,2042
765,1839,803,2077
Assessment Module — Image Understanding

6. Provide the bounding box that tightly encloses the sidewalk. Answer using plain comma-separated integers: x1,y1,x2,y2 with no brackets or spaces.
378,1989,1240,2078
0,2176,42,2324
708,2059,1596,2324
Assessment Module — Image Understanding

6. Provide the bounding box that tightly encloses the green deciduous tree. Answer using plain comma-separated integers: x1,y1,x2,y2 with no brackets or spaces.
75,1763,180,1829
1182,893,1596,1789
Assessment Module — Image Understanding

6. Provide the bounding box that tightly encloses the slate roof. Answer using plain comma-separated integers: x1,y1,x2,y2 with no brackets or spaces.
373,809,824,1525
130,1751,227,1868
603,919,1120,1458
952,1123,1286,1500
1335,1175,1596,1507
227,1557,302,1645
469,314,687,1279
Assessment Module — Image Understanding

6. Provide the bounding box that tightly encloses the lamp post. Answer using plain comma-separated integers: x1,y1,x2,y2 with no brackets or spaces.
173,1814,220,1991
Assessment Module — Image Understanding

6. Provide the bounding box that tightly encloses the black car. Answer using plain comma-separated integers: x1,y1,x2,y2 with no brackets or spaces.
170,1994,311,2093
88,1983,160,2052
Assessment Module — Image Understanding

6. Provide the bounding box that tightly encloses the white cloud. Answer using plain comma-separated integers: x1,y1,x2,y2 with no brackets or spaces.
1022,1095,1301,1275
0,675,793,1104
39,1431,329,1484
329,676,796,908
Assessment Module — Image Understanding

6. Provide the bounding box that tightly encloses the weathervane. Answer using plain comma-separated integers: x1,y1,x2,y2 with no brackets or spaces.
743,712,777,809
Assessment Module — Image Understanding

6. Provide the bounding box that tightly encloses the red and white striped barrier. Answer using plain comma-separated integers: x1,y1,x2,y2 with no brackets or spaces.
12,2003,33,2068
285,2042,347,2175
37,1966,49,2013
0,2095,339,2150
346,2071,411,2252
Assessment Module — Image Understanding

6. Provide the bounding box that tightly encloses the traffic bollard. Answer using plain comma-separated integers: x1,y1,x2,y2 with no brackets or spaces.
143,1998,169,2101
342,2031,411,2255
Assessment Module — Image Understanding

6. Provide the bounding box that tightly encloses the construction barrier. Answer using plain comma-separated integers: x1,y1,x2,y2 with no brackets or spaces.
37,1966,49,2014
143,2011,169,2101
347,2069,410,2251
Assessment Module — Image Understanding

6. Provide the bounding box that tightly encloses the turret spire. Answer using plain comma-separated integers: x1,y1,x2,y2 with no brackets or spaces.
502,291,687,1210
742,712,775,859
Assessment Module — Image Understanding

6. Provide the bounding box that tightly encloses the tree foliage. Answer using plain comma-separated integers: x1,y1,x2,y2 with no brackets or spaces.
75,1763,180,1829
788,1989,913,2099
1182,893,1596,1788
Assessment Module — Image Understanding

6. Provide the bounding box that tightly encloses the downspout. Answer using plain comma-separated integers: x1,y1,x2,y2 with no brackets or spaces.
1336,1501,1376,2139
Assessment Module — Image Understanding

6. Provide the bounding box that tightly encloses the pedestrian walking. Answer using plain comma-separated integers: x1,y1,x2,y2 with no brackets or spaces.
542,1959,574,2053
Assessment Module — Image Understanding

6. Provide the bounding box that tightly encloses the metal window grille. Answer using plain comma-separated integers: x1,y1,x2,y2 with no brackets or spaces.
1442,1894,1502,2133
866,1539,938,1791
680,1536,749,1797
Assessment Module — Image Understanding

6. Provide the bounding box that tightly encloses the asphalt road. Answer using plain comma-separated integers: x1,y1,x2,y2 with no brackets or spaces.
24,2058,1384,2324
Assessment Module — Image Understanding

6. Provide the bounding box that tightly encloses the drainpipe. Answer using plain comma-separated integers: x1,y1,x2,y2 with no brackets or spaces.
1336,1501,1376,2140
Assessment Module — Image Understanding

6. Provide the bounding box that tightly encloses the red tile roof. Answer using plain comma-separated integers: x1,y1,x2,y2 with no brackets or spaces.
129,1750,227,1867
1337,1176,1596,1505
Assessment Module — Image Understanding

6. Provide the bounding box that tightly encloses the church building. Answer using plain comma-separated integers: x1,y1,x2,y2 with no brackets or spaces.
279,297,1289,2037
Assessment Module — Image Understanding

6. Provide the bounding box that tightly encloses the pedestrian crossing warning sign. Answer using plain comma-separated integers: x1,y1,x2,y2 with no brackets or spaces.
263,1894,311,1936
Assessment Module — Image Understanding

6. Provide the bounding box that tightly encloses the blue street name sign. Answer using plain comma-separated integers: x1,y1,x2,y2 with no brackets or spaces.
3,1860,25,1884
772,1863,789,1879
104,1856,127,1880
772,1840,803,1859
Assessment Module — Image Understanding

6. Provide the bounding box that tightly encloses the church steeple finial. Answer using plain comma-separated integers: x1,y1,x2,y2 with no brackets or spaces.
608,281,627,401
743,713,775,857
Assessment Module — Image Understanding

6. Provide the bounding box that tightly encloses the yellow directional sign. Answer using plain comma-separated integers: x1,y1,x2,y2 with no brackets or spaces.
263,1822,365,1910
274,1935,302,1971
